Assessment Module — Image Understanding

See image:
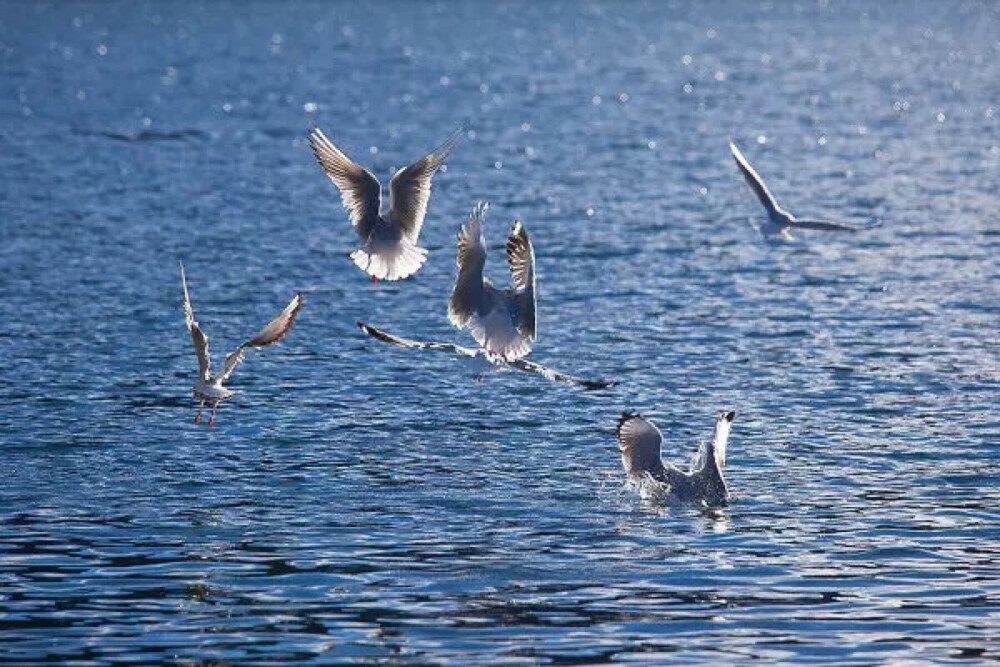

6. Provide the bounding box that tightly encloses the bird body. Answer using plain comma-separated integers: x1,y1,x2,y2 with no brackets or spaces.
448,202,537,361
308,126,462,281
180,263,302,425
729,138,872,239
616,411,735,507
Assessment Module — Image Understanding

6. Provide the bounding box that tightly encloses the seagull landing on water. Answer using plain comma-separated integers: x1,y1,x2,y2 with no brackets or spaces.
616,411,736,507
448,202,536,362
355,321,615,389
180,263,302,426
307,126,463,281
729,138,876,240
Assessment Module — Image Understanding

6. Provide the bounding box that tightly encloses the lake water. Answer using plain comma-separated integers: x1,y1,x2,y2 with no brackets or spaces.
2,1,999,662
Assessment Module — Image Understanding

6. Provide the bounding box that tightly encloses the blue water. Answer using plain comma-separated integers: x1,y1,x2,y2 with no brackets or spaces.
2,1,1000,662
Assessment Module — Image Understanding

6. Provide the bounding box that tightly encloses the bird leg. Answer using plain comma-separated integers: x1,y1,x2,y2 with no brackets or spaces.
208,404,217,427
194,399,205,424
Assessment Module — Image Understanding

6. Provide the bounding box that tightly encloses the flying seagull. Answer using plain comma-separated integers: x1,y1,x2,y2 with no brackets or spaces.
448,202,536,361
180,263,302,425
616,411,735,506
307,126,462,281
356,321,615,389
729,138,873,239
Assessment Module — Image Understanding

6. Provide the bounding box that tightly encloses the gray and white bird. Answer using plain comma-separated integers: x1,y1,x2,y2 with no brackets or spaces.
180,263,302,426
729,138,871,240
308,126,462,281
448,202,536,361
356,321,614,389
616,411,735,507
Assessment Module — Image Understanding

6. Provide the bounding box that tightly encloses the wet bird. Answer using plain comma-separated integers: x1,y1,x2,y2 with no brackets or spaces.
448,202,536,361
356,321,614,389
180,263,302,426
729,138,873,240
616,411,735,506
307,126,462,281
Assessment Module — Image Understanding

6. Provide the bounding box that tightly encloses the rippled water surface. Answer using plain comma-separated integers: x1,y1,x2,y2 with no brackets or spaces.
3,1,1000,662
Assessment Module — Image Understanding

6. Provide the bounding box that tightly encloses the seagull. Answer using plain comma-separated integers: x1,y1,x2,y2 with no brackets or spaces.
448,202,536,361
356,321,615,389
307,126,462,281
729,138,873,240
616,411,735,507
180,263,303,426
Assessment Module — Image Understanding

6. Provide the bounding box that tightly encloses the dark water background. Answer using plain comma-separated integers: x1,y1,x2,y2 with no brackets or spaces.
2,1,999,662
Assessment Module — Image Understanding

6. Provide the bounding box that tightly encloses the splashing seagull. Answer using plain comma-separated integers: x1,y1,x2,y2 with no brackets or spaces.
729,138,874,240
616,411,736,507
355,321,614,389
307,126,462,281
180,263,302,426
448,202,536,361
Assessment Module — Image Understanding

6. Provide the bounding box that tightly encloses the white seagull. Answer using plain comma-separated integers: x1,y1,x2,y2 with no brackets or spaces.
308,126,462,281
448,202,536,361
356,321,614,389
729,138,872,240
616,411,735,507
180,263,303,426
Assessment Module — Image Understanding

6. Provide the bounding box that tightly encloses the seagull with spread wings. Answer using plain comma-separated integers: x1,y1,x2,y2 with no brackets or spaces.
355,321,614,389
729,138,875,240
616,411,735,507
180,263,302,426
307,126,462,281
448,202,536,362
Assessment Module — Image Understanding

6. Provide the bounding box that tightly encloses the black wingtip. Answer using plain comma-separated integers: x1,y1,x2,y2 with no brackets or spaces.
722,410,736,422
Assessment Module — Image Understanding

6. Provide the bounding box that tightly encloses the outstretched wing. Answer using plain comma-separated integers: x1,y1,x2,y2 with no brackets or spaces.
448,202,489,330
505,220,537,342
388,126,463,243
789,218,860,232
180,262,210,381
507,357,614,389
356,321,481,358
308,128,382,242
616,413,665,478
221,293,303,382
729,138,783,216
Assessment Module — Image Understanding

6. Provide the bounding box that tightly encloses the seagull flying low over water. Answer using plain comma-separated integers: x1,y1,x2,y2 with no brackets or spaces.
616,411,736,507
729,138,875,240
180,263,302,426
356,321,615,389
308,126,462,281
448,202,536,361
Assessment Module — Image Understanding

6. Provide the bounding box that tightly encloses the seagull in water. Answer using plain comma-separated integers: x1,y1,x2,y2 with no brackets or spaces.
729,138,873,240
355,321,614,389
180,263,302,426
448,202,536,361
307,126,462,281
616,411,736,507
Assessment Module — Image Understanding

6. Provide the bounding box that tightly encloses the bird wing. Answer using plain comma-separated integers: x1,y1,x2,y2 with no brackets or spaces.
507,357,614,389
729,138,783,216
788,218,860,232
220,293,303,382
616,412,665,477
448,201,489,330
356,321,481,358
308,127,382,242
505,220,536,342
388,126,463,243
180,262,211,381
